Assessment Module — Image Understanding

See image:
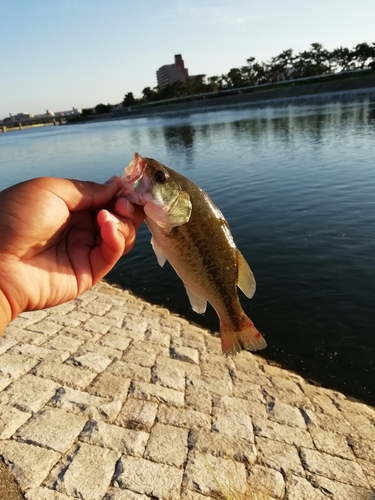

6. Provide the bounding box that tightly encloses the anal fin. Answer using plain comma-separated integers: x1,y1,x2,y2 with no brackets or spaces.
236,250,256,298
185,286,207,314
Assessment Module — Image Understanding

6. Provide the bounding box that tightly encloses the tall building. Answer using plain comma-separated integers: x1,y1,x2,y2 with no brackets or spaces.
156,54,189,89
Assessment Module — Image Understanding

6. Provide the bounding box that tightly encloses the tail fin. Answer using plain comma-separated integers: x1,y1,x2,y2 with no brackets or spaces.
220,315,267,356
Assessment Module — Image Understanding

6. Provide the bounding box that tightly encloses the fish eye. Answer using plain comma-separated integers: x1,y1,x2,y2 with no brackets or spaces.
154,170,166,183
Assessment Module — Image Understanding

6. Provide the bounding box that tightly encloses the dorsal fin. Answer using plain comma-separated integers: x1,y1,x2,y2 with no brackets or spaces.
236,250,256,298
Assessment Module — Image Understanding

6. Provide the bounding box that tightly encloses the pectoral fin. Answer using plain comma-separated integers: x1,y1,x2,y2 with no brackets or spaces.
236,250,256,298
185,286,207,314
150,236,167,267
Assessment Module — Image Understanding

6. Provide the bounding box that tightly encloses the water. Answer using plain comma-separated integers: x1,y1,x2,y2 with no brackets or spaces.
1,99,375,405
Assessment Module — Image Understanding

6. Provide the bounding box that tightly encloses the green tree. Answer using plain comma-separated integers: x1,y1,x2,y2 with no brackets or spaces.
95,103,111,114
226,67,244,87
353,42,375,69
142,87,157,102
330,46,356,72
123,92,137,107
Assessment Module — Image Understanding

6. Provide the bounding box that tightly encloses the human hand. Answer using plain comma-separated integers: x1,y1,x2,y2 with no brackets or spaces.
0,176,144,331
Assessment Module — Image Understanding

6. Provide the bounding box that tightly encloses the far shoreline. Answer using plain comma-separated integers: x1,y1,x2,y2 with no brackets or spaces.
81,73,375,125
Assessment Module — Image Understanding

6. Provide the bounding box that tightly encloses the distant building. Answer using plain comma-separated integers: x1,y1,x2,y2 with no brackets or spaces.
156,54,189,88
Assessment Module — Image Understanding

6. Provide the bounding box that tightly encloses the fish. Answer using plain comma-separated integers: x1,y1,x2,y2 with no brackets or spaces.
118,152,267,355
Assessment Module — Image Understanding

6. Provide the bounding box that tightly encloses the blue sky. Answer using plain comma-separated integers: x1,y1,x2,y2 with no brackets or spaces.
1,0,374,118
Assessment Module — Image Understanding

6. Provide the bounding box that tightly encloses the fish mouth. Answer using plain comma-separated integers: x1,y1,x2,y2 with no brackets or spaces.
125,152,146,184
117,152,147,203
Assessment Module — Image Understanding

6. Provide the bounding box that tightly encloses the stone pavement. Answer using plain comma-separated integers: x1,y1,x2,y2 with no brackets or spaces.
0,281,374,500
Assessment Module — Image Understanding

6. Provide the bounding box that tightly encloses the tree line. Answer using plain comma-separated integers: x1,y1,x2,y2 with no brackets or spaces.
95,42,375,112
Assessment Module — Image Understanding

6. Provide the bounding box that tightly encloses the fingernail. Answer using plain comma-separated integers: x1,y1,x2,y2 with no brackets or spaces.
104,175,118,185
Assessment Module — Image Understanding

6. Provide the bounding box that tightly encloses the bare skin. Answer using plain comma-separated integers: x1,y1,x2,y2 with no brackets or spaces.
0,175,144,334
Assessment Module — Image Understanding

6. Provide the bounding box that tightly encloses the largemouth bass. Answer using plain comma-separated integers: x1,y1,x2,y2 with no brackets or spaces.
118,153,267,355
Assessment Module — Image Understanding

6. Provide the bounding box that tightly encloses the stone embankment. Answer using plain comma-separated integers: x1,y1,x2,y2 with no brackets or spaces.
111,75,375,121
0,281,374,500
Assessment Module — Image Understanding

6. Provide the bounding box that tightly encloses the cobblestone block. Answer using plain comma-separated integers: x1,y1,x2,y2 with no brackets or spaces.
115,398,158,432
77,341,122,360
187,373,232,397
59,326,100,342
0,374,59,412
255,437,304,475
175,326,207,351
152,356,186,391
82,317,111,334
300,447,369,487
98,332,131,351
121,345,157,367
213,394,268,424
157,404,211,430
145,327,171,347
17,310,49,325
302,407,354,434
285,474,328,500
212,409,255,443
34,360,97,389
254,418,314,448
79,419,148,456
310,427,354,459
114,456,183,499
25,487,76,499
0,374,12,391
188,428,257,464
248,465,285,499
47,442,120,500
0,404,31,439
144,422,188,467
3,326,46,345
130,380,185,407
184,451,247,497
348,436,375,462
78,299,112,316
358,458,375,488
27,320,63,335
49,386,121,423
0,353,38,379
232,379,266,403
185,382,212,414
107,359,150,382
0,335,17,354
266,398,307,428
310,474,373,500
104,488,150,499
42,335,84,352
180,490,216,500
45,314,82,328
0,439,60,489
15,407,87,453
8,343,56,360
170,345,199,365
67,351,112,372
87,371,131,400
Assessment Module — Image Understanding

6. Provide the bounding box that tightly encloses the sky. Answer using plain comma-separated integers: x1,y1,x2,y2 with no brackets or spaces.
1,0,375,119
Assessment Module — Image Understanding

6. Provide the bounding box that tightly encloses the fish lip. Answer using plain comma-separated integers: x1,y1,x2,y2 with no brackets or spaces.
125,152,146,184
117,152,147,203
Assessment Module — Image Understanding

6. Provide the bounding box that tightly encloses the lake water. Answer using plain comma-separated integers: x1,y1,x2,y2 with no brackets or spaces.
1,99,375,405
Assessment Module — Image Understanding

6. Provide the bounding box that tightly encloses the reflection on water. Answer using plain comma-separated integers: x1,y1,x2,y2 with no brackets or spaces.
1,98,375,405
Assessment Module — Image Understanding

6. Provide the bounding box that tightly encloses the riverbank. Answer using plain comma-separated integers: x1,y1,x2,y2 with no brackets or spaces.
76,73,375,125
0,281,374,499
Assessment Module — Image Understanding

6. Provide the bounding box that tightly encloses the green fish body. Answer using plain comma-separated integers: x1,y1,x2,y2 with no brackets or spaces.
119,153,267,355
